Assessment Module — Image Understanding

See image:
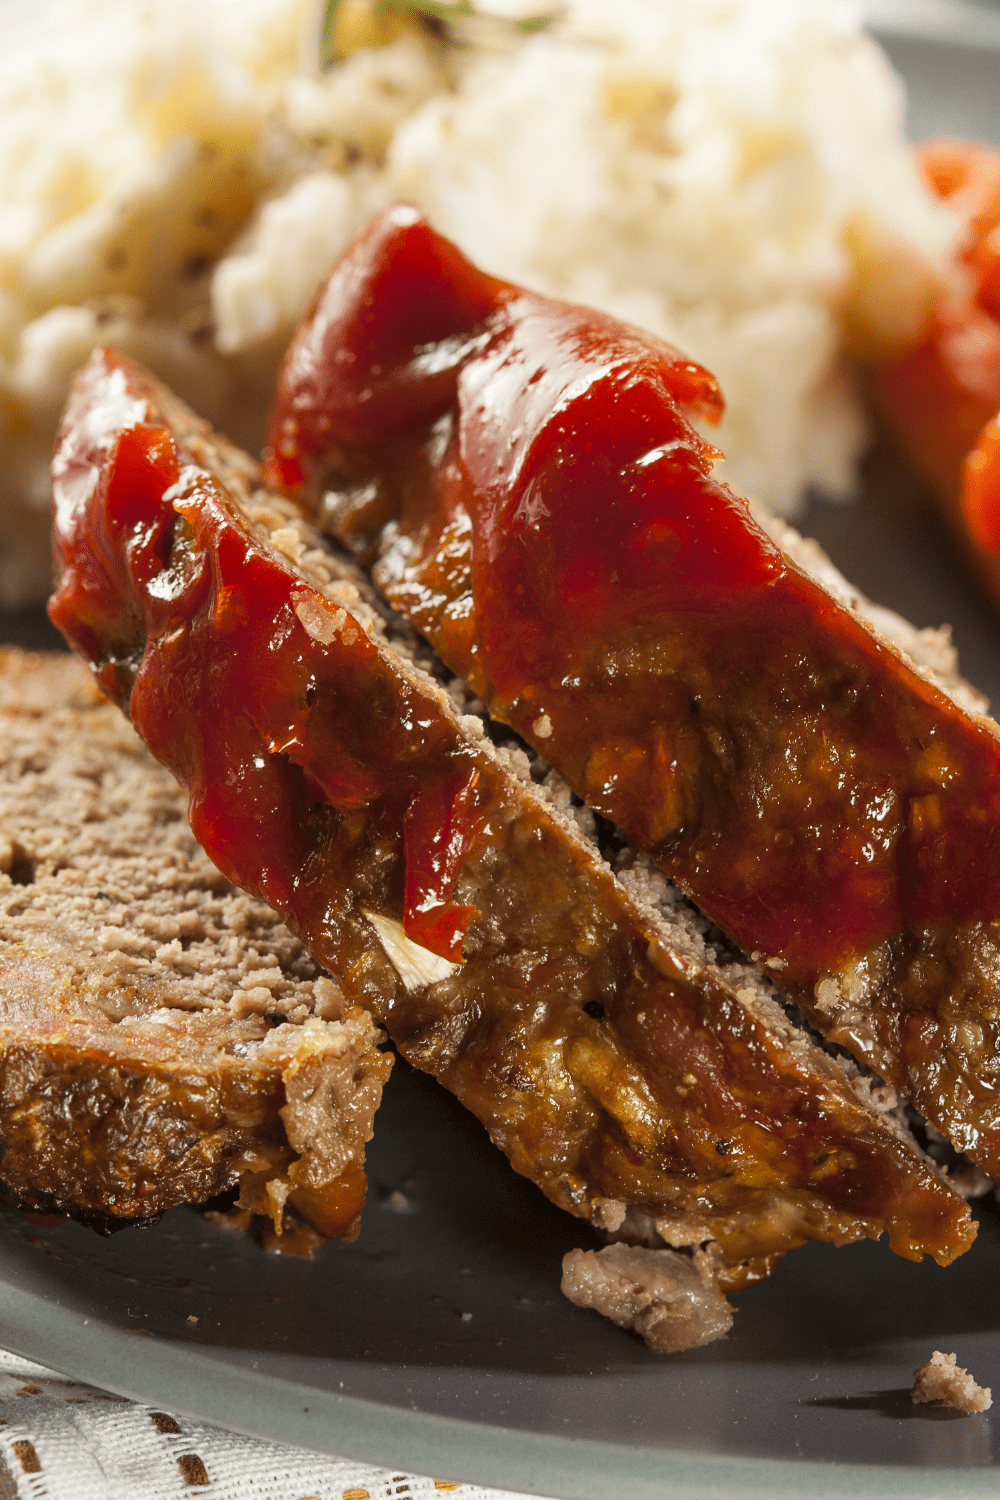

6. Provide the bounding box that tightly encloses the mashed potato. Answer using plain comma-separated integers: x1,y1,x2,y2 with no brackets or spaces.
0,0,955,606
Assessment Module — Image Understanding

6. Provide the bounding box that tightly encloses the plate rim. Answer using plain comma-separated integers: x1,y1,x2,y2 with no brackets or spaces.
0,1267,996,1500
863,0,1000,50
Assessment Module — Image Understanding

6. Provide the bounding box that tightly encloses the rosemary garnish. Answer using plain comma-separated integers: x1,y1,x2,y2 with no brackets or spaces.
320,0,557,69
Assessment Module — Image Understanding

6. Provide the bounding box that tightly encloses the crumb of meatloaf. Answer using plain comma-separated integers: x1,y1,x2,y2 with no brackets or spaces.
561,1242,733,1353
912,1351,992,1413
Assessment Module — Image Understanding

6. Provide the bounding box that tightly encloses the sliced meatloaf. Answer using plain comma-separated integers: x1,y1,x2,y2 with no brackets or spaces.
0,647,391,1234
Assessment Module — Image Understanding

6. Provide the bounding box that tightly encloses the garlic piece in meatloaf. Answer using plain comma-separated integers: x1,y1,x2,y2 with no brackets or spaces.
0,648,390,1235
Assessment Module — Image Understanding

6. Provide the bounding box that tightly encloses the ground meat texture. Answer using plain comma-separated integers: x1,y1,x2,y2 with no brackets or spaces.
46,347,976,1279
267,206,1000,1185
0,648,390,1232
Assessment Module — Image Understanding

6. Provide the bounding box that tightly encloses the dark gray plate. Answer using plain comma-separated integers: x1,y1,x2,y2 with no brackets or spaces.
3,11,1000,1499
2,1057,1000,1500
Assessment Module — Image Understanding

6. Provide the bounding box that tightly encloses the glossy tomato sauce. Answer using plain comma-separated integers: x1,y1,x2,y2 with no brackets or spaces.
267,207,1000,986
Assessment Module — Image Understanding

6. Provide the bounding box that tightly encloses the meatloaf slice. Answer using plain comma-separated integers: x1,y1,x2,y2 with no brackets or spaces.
0,647,390,1234
47,348,976,1299
265,206,1000,1186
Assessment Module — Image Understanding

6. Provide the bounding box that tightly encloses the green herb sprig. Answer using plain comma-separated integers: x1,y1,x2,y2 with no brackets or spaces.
321,0,556,70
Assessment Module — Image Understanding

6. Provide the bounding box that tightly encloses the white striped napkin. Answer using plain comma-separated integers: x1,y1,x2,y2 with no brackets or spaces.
0,1349,547,1500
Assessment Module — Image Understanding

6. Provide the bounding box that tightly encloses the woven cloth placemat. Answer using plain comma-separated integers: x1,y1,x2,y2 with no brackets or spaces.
0,1349,550,1500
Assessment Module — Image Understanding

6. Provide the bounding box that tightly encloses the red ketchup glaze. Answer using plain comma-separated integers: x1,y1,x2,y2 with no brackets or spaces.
49,353,484,965
267,207,1000,984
